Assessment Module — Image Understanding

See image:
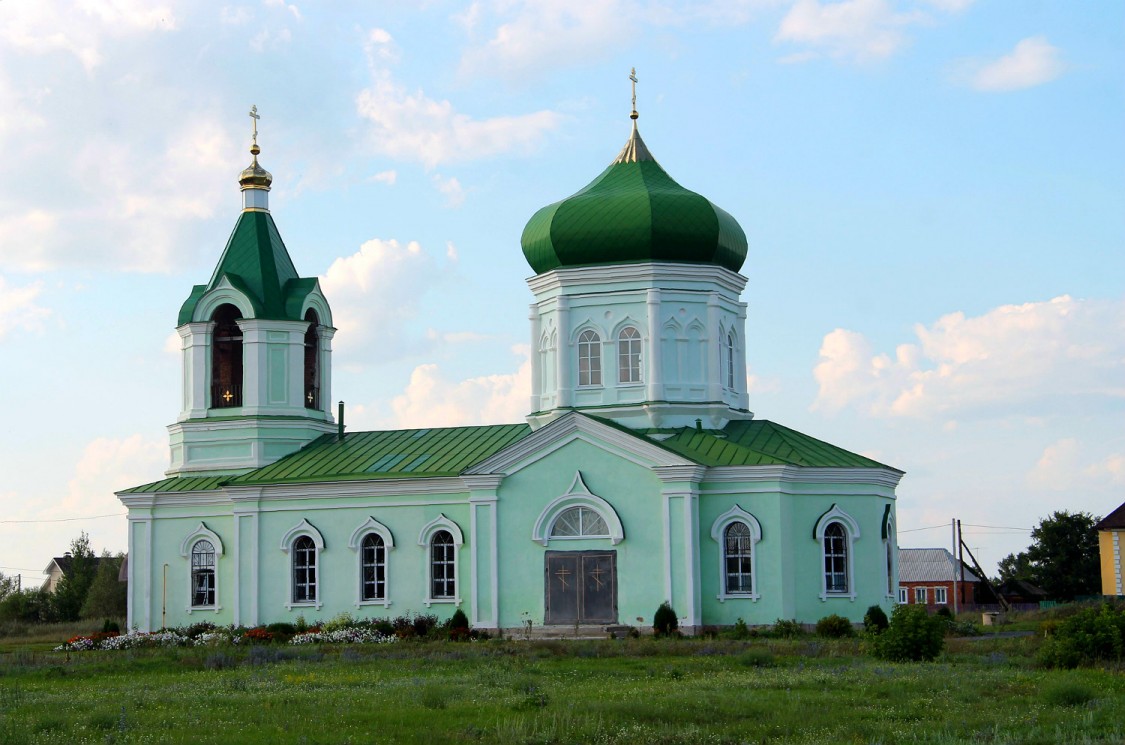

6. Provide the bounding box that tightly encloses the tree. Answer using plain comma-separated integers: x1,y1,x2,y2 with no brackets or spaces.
81,552,127,620
996,551,1032,583
0,571,17,600
51,532,98,621
1024,511,1100,601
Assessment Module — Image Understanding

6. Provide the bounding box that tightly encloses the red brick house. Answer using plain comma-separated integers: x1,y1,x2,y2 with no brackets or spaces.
898,548,980,609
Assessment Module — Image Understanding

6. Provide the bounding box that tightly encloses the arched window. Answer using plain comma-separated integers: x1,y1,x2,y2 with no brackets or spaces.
191,540,216,607
304,309,320,410
293,535,317,603
360,533,386,601
430,530,456,599
823,522,849,594
577,330,601,387
550,506,610,538
211,303,243,408
618,326,642,384
725,331,736,390
724,522,753,594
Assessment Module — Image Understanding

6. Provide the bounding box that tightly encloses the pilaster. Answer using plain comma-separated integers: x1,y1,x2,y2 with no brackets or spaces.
556,296,571,408
655,465,706,634
646,288,663,403
464,475,502,630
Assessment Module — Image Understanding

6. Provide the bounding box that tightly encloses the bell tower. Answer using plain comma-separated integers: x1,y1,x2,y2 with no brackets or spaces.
167,106,336,476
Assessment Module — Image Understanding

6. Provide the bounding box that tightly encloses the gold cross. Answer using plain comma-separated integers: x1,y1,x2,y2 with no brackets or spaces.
589,565,605,590
249,105,260,147
554,566,572,592
629,68,638,120
307,392,314,404
223,390,233,402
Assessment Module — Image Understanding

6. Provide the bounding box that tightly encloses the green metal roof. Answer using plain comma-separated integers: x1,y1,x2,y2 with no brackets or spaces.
178,211,316,324
229,424,534,485
119,476,228,494
659,419,899,471
521,124,747,275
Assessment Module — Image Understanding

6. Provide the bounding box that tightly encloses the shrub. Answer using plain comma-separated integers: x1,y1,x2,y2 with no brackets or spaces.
1042,681,1097,707
771,619,804,639
815,614,854,638
935,606,954,625
727,617,752,640
1038,603,1125,669
653,602,678,636
322,613,355,633
102,619,121,634
412,613,440,637
449,608,469,630
863,605,889,634
873,604,945,662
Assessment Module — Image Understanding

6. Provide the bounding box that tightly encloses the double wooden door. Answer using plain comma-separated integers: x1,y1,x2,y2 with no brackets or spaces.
544,551,617,625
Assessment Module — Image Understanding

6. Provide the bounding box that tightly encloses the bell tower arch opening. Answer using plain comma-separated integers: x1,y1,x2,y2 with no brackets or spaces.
211,304,244,408
304,308,320,410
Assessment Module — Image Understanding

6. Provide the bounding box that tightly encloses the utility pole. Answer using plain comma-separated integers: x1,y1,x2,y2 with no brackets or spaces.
952,519,959,614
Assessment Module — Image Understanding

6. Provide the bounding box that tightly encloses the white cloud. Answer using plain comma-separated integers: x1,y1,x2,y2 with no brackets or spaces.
220,6,253,25
957,36,1064,92
41,435,167,521
0,0,178,73
812,295,1125,421
1028,439,1125,492
263,0,301,21
432,174,466,207
0,275,51,339
368,169,398,185
383,346,532,428
356,29,561,169
775,0,924,62
318,238,453,362
250,27,292,52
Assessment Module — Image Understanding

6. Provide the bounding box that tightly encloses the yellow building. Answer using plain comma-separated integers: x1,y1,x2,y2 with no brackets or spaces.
1095,503,1125,596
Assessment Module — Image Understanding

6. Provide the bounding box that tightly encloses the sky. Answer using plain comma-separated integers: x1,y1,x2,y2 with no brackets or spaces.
1,0,1122,590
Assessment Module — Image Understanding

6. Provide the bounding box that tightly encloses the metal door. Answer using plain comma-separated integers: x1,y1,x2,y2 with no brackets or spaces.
545,551,617,625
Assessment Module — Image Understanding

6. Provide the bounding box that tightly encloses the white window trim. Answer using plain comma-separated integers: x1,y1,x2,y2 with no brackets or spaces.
575,326,604,389
348,517,395,609
616,324,643,386
280,519,325,610
710,505,762,602
417,514,463,607
933,586,947,605
814,504,860,601
883,510,896,599
180,522,224,614
531,471,625,547
898,587,908,604
915,587,928,604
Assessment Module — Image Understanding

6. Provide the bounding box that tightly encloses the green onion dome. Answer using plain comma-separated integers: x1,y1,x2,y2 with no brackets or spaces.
521,122,747,274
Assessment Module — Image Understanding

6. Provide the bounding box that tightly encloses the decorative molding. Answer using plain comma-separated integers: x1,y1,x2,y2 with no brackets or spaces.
813,504,861,541
702,466,904,488
192,277,257,321
347,516,395,551
417,514,464,547
710,505,762,602
530,471,625,547
527,262,747,295
280,519,325,552
179,522,224,558
348,517,394,608
814,504,859,602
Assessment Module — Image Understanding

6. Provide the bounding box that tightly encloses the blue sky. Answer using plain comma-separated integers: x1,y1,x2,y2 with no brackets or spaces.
1,0,1122,588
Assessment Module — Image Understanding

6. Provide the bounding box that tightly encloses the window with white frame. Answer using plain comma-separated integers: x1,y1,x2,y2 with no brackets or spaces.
914,587,927,604
577,330,602,386
898,587,908,604
933,586,948,604
618,326,642,384
551,506,609,538
360,533,386,601
823,522,849,594
293,535,318,603
190,539,216,607
724,521,754,594
725,331,736,390
430,530,456,599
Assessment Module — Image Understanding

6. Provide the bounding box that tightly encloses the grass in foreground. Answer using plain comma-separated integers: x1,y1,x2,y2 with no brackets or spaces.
1,636,1123,744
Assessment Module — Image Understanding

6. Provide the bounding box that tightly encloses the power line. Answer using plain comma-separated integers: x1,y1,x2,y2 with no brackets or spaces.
961,523,1031,531
897,524,949,534
0,512,126,524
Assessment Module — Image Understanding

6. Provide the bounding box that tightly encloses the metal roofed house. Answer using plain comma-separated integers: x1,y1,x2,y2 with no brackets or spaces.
116,94,904,635
1095,501,1125,596
898,548,980,610
42,555,110,593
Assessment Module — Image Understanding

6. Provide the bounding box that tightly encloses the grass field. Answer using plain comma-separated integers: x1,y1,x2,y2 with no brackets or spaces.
1,630,1123,744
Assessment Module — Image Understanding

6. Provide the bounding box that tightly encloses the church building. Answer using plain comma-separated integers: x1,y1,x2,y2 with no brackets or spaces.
118,96,903,635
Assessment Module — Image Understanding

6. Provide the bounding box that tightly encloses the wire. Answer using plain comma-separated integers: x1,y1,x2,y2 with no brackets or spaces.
961,524,1031,531
0,566,46,573
897,524,950,534
0,512,126,524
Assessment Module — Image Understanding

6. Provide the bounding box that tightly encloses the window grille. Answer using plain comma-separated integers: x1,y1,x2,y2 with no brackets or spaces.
823,522,848,593
933,586,947,604
915,587,927,604
293,535,317,603
550,507,609,538
191,539,216,607
618,327,642,384
360,533,386,601
577,330,602,386
724,521,753,594
430,530,455,599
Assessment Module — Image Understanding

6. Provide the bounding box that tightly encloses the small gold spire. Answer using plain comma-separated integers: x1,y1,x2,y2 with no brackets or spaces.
239,104,272,192
629,68,639,120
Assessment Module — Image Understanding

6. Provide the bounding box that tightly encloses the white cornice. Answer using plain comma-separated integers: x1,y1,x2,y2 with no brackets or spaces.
702,466,903,489
527,262,747,295
464,412,695,475
168,418,336,434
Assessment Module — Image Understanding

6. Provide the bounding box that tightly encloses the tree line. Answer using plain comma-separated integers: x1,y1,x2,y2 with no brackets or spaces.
0,532,127,623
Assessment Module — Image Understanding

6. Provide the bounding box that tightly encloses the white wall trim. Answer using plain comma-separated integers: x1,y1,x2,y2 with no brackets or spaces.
814,504,859,602
280,518,325,552
348,516,394,608
417,514,464,547
710,505,762,602
192,278,257,321
418,514,463,608
530,471,625,547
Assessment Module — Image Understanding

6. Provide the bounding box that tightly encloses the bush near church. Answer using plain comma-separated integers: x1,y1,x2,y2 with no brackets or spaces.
653,602,679,637
815,614,854,638
863,604,889,634
873,604,945,662
1038,603,1125,669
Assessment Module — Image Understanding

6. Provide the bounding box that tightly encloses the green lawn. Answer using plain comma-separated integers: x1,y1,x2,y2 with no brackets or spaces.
1,635,1123,744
